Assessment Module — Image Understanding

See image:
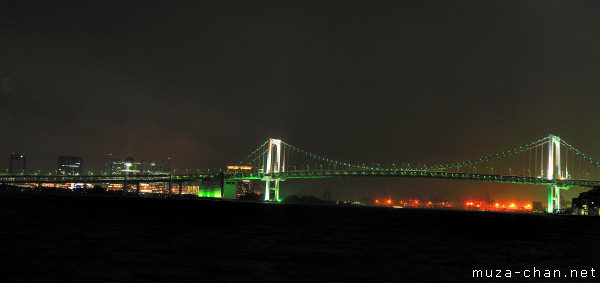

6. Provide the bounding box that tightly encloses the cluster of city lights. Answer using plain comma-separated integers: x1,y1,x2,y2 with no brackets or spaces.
465,201,532,210
373,198,534,211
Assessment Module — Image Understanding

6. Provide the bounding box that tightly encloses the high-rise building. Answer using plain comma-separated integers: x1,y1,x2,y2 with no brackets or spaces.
57,156,83,175
148,160,172,175
9,153,26,174
107,155,171,175
123,157,137,173
139,159,172,175
106,154,123,175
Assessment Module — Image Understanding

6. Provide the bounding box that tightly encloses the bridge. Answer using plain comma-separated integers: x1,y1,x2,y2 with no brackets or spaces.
226,134,600,213
2,134,600,213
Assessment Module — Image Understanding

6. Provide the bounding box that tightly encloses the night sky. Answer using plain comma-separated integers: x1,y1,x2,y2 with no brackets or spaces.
1,1,599,202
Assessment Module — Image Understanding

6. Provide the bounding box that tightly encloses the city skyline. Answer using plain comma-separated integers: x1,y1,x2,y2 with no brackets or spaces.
1,1,599,202
2,133,597,205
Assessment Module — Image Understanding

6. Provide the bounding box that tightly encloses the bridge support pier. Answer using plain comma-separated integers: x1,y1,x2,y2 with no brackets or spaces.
275,179,280,201
262,138,283,202
546,135,564,213
263,178,280,202
168,177,172,196
123,174,128,196
547,185,567,213
265,178,270,201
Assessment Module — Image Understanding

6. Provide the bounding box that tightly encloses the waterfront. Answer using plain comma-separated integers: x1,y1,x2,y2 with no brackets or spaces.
1,191,599,282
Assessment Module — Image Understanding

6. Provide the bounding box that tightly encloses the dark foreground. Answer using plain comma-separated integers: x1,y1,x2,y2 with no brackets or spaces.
1,192,599,282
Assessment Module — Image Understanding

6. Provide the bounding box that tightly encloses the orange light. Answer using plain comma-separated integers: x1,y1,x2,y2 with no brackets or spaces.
387,199,392,204
375,200,379,203
227,166,253,170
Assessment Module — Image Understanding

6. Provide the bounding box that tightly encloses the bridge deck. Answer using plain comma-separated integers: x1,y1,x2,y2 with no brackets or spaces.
2,170,600,188
225,170,600,188
0,174,218,184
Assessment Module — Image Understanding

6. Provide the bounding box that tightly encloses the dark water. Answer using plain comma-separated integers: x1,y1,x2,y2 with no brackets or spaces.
1,192,599,282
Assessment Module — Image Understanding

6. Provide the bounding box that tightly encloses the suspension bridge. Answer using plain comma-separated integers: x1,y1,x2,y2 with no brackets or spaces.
2,134,600,213
226,134,600,213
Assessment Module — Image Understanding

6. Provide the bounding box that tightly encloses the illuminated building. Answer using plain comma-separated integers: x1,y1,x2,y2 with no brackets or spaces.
57,156,83,176
224,165,254,199
107,154,171,175
572,187,600,216
9,152,26,174
122,157,137,173
145,159,171,175
236,180,253,198
106,154,123,175
106,183,124,191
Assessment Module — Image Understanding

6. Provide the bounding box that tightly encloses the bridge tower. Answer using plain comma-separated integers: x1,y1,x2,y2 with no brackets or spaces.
262,138,284,201
547,134,563,213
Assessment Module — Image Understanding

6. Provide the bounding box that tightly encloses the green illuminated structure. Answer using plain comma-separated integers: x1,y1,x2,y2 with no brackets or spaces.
4,134,600,211
198,187,222,198
227,134,600,211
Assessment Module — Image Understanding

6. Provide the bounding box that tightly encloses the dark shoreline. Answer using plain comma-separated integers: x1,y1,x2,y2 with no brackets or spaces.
0,188,557,218
2,189,599,282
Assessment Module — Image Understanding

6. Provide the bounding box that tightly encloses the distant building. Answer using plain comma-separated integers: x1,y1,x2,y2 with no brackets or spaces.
146,160,171,175
123,157,137,173
139,160,171,175
572,187,600,216
236,180,253,198
106,154,171,175
9,153,26,174
106,155,123,175
57,156,83,175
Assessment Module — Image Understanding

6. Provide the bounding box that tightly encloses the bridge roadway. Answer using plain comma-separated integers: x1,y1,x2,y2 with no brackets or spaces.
0,174,218,184
2,170,600,189
225,169,600,188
